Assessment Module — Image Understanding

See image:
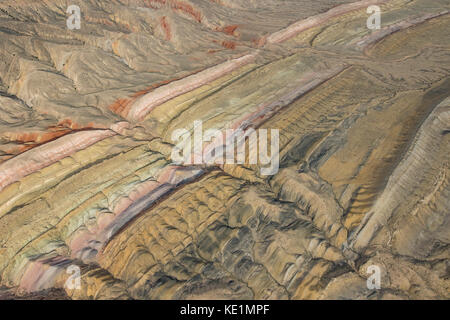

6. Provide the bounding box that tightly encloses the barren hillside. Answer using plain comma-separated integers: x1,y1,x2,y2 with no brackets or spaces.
0,0,449,300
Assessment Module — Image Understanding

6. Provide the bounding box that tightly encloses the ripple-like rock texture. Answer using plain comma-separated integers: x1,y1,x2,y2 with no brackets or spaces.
0,0,449,300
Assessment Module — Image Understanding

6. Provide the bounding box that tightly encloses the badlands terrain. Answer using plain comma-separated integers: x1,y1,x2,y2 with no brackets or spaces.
0,0,449,299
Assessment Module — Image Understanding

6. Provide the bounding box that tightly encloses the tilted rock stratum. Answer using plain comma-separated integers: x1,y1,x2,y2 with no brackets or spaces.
0,0,449,299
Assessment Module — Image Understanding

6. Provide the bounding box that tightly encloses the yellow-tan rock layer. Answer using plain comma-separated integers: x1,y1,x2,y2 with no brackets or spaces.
0,0,449,299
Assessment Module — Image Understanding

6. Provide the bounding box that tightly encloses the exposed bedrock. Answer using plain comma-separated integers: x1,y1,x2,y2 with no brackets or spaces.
0,0,449,299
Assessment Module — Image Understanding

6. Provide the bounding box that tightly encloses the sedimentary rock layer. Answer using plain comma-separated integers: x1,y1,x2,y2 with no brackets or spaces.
0,0,449,300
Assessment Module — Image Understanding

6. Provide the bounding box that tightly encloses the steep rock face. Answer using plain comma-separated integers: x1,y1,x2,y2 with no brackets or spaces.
0,0,449,299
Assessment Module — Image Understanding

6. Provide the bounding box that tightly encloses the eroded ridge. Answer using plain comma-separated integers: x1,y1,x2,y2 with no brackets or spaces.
0,0,449,300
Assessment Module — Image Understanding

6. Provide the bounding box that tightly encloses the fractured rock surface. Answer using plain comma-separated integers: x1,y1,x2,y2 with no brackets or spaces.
0,0,449,299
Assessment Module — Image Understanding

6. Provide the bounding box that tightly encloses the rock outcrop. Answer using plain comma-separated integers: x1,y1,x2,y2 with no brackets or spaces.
0,0,449,300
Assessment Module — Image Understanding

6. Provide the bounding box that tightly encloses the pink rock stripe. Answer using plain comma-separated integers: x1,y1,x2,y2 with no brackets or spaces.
201,66,347,161
356,10,450,49
266,0,391,44
68,165,204,260
0,130,116,192
109,165,189,218
126,53,258,122
126,0,391,124
19,256,69,292
232,66,347,131
112,180,161,216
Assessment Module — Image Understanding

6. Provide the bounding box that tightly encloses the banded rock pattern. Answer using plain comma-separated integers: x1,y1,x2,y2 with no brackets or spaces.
0,0,449,299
